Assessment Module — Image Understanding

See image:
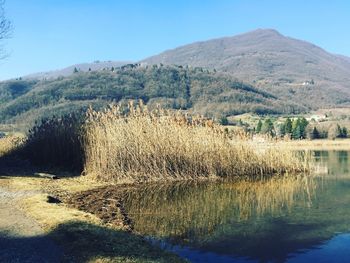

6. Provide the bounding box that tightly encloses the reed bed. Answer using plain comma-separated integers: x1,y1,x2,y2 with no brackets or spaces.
21,113,84,171
83,101,306,183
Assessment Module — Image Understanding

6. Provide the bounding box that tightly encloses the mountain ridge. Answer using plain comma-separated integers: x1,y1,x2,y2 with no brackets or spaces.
1,29,350,128
23,60,131,80
142,29,350,109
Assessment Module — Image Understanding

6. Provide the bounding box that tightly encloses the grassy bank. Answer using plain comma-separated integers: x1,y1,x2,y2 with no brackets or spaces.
0,176,183,263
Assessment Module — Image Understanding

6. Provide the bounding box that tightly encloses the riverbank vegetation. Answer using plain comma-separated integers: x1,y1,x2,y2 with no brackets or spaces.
1,101,307,183
83,101,306,183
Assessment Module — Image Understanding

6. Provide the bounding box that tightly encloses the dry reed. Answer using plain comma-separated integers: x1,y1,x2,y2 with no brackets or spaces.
83,101,306,183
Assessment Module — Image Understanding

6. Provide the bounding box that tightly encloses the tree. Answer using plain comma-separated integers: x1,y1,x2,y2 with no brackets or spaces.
328,124,342,140
256,119,262,133
337,124,343,138
73,67,79,73
299,117,309,138
342,127,348,138
292,118,300,139
311,127,320,139
275,123,286,138
292,117,308,139
293,124,302,139
0,1,12,59
332,125,348,139
261,118,274,136
284,117,292,134
220,116,229,126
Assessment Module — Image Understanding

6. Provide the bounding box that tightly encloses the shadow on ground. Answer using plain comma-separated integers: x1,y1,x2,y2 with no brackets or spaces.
0,220,182,263
0,230,63,263
0,152,80,179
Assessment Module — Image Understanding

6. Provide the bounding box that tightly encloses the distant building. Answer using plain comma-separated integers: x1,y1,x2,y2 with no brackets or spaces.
302,79,315,86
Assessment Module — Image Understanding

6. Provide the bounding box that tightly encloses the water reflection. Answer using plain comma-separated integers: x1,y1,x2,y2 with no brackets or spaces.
313,150,350,176
122,150,350,262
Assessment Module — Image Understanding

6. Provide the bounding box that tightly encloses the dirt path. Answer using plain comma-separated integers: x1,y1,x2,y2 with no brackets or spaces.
0,186,64,263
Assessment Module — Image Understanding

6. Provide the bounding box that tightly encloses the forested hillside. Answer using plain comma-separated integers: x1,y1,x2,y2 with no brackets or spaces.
0,64,305,127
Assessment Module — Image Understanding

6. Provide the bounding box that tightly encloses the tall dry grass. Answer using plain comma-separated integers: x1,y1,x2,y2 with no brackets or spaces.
83,101,307,183
21,113,84,171
0,134,25,157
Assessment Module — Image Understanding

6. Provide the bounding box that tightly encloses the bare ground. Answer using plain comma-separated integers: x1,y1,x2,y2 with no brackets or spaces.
0,186,64,263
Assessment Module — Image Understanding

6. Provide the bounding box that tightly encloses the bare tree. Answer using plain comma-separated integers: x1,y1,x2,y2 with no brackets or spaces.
0,0,11,58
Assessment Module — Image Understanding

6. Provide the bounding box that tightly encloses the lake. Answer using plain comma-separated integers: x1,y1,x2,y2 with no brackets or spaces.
122,150,350,263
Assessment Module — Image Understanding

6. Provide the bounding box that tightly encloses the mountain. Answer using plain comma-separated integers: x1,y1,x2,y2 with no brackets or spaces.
143,29,350,109
0,64,304,128
24,61,131,80
337,54,350,64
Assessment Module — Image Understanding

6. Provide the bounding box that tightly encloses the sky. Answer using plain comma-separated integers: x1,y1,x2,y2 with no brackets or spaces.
0,0,350,80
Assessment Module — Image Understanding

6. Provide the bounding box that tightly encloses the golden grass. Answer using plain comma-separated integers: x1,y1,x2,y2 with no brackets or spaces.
83,101,307,183
0,133,25,157
20,194,101,230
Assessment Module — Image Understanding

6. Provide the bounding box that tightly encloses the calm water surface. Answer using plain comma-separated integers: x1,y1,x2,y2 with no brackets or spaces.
123,150,350,263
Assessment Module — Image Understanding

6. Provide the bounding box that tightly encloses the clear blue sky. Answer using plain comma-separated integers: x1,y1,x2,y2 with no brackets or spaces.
0,0,349,80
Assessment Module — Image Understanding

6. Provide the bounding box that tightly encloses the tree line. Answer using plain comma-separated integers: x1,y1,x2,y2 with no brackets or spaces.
255,117,348,140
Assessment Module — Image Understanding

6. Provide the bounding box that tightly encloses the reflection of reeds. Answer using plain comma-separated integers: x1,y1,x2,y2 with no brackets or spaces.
83,101,306,183
122,176,315,241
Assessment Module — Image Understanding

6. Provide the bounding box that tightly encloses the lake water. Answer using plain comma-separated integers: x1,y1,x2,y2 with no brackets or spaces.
123,150,350,263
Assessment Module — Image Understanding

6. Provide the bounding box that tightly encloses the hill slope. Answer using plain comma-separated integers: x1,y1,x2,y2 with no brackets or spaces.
0,64,304,127
24,61,131,80
143,29,350,109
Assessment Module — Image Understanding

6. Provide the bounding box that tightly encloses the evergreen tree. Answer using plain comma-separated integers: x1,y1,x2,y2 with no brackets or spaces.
312,127,320,139
342,127,348,138
293,124,302,139
292,118,300,139
291,117,308,139
73,67,79,73
256,119,262,133
336,124,343,138
275,123,286,137
261,118,274,136
299,117,309,138
220,116,229,126
284,117,292,134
